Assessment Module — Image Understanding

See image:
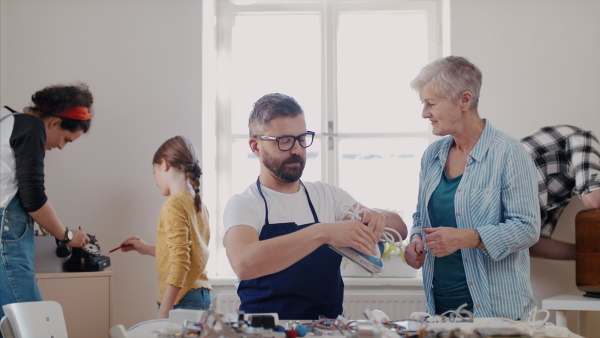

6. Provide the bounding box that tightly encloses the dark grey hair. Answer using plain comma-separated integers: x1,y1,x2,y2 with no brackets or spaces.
248,93,304,137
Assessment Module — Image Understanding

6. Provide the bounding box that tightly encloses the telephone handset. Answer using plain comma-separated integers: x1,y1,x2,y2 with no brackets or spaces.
55,239,72,257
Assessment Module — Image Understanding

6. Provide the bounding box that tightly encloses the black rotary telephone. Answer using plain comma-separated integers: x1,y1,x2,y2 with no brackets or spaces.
55,233,111,272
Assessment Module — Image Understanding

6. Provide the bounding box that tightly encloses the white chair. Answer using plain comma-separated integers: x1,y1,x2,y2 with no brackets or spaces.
109,324,128,338
0,315,15,338
0,301,68,338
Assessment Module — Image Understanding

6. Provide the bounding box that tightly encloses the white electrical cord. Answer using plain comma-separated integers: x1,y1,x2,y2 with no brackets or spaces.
381,228,403,248
484,306,584,338
342,202,404,248
409,303,474,323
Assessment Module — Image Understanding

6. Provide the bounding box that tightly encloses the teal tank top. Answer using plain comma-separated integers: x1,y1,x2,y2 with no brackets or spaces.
427,170,473,314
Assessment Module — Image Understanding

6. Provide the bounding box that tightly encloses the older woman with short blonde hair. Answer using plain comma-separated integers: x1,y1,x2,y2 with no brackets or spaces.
405,56,540,320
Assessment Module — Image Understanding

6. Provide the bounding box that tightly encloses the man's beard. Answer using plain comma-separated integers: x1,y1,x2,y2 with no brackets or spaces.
262,153,305,183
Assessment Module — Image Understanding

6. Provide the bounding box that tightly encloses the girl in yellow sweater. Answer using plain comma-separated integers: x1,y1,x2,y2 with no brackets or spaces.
119,135,212,318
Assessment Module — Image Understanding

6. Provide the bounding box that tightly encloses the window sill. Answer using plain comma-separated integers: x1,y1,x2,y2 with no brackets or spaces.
210,273,423,288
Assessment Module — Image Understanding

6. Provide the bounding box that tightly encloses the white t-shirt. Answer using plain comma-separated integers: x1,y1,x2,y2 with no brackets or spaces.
223,181,357,245
1,108,18,208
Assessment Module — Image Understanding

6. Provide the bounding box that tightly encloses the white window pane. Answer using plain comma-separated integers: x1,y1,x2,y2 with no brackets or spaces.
337,12,429,133
301,140,322,183
231,14,322,135
337,138,428,229
232,140,261,194
231,139,322,195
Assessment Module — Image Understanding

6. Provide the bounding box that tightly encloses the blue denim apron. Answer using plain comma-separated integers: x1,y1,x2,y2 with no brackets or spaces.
237,178,344,320
0,194,43,320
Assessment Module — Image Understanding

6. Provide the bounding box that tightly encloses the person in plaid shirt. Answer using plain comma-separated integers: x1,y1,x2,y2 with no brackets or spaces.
521,125,600,260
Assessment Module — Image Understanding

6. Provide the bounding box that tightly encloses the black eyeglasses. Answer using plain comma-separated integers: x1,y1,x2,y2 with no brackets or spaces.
255,131,315,151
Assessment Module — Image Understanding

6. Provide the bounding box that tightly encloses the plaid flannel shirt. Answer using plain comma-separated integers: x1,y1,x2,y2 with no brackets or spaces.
521,125,600,238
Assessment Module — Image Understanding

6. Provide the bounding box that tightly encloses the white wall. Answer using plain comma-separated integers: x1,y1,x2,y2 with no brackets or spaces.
449,0,600,333
0,0,203,328
1,0,599,332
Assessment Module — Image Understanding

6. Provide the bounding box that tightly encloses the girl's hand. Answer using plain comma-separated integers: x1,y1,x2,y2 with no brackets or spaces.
120,236,154,256
157,306,170,319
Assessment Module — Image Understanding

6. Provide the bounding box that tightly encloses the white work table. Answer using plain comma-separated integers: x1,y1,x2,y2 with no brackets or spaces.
542,293,600,336
125,317,579,338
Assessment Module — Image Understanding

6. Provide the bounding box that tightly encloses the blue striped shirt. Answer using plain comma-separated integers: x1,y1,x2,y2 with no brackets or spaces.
411,119,540,320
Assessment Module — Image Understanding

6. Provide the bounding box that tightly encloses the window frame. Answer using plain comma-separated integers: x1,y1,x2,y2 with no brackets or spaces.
204,0,441,277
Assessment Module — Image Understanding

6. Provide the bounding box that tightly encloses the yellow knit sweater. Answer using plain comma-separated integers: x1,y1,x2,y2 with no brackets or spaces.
155,191,211,304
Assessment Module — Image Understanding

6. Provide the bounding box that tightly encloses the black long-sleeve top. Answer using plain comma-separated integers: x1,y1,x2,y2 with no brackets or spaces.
1,110,48,212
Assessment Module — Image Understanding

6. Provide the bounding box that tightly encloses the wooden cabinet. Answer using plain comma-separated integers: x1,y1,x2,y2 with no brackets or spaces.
35,271,114,338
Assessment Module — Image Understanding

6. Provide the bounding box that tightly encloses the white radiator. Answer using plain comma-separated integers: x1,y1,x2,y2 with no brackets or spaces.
341,292,426,320
213,290,426,321
213,291,241,314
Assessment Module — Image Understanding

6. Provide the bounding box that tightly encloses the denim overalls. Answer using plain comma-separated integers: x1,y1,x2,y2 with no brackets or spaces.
0,112,43,321
237,178,344,320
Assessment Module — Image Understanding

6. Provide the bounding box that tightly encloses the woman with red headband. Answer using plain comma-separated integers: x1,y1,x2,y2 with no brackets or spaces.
0,82,93,320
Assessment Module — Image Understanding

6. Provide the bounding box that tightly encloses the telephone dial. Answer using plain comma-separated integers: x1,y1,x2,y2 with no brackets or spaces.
55,233,111,272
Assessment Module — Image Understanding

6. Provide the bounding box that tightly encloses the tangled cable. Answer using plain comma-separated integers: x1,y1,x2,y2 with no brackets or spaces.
409,303,474,324
298,313,430,338
439,303,475,323
342,202,404,248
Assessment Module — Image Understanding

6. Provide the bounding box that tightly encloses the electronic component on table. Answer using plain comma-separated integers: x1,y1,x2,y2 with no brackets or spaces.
475,327,531,338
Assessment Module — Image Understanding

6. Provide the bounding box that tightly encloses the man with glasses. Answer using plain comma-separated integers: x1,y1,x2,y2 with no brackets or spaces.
223,93,406,320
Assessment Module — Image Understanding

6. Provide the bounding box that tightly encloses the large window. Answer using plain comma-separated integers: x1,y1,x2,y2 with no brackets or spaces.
203,0,440,277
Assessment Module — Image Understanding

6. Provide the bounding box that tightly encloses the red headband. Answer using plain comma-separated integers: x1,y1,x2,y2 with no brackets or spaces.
57,106,91,121
38,105,92,121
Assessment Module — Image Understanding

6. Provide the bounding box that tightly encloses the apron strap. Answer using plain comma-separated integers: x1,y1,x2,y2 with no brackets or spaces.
4,106,18,113
256,177,320,225
300,181,319,223
256,177,270,225
0,107,24,123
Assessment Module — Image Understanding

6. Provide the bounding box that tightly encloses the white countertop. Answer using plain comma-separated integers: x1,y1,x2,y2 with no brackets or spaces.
542,293,600,311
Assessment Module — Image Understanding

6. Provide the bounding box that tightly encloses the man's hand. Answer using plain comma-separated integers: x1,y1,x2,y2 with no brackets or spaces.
360,209,387,242
226,220,379,280
325,220,379,256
